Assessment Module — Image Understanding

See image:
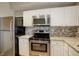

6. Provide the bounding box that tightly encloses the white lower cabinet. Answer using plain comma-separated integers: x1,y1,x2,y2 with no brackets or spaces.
63,43,69,56
19,39,29,56
51,45,64,56
19,38,79,56
50,39,79,56
69,46,79,56
50,40,65,56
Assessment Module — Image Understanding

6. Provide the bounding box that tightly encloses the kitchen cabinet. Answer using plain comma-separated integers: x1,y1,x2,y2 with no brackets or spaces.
63,42,69,56
50,6,78,26
50,39,70,56
50,39,79,56
51,45,64,56
19,38,29,56
50,7,65,26
23,6,78,26
64,6,77,26
23,11,33,26
76,6,79,26
23,9,50,26
69,46,79,56
50,40,65,56
64,42,79,56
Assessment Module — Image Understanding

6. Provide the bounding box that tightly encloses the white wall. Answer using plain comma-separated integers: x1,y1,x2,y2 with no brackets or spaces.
15,11,23,17
0,2,14,17
0,10,14,17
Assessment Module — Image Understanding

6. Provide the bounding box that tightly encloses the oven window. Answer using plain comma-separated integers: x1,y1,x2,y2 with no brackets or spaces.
31,43,47,52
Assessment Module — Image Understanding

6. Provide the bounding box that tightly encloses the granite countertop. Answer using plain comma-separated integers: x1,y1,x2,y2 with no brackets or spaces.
18,35,33,39
50,37,79,53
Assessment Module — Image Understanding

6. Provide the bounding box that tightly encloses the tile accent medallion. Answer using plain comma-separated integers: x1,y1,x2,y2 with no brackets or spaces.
50,26,79,37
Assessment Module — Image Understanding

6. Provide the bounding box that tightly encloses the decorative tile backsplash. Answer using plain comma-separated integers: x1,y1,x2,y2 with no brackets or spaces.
25,26,79,37
50,26,79,37
25,26,50,35
25,27,33,35
76,33,79,37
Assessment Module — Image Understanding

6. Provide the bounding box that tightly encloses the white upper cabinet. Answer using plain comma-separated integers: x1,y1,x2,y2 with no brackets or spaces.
50,7,65,26
23,6,79,26
50,6,78,26
64,6,77,26
76,6,79,26
23,9,50,26
23,11,33,26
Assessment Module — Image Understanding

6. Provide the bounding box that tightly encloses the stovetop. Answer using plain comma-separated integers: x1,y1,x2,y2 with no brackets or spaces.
29,36,50,41
29,33,50,41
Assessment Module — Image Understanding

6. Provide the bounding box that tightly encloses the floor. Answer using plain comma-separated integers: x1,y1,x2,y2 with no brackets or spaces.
0,48,14,56
0,51,4,56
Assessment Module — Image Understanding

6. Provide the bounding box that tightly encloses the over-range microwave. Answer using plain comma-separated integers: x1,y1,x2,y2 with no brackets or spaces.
33,18,45,24
33,15,50,25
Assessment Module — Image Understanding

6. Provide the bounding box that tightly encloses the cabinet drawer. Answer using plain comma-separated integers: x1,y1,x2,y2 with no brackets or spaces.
51,40,64,46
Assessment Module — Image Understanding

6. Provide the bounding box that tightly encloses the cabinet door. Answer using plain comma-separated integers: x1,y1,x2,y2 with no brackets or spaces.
23,9,51,26
50,6,77,26
64,43,69,56
23,12,33,26
76,6,79,26
69,46,79,56
64,6,77,26
50,7,65,26
50,40,64,56
19,39,29,56
51,45,64,56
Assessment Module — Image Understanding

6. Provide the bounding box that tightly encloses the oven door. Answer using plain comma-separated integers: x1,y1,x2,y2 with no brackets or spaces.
29,40,50,56
31,43,47,52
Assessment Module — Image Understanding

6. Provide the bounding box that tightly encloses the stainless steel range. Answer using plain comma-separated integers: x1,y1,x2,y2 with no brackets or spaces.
29,33,50,56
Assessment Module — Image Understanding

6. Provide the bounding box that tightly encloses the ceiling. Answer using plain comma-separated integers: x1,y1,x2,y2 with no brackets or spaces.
10,2,77,11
